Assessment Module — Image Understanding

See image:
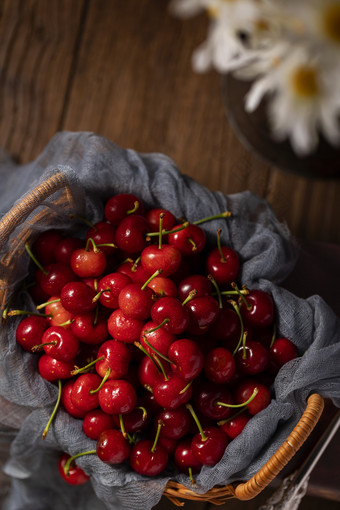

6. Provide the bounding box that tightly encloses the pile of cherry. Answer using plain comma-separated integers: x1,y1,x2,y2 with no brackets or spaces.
8,192,298,486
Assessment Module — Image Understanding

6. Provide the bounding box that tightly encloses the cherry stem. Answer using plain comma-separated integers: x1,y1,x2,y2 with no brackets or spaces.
241,331,248,359
179,380,193,395
216,387,258,409
64,450,96,476
25,242,48,275
188,467,195,485
208,274,223,309
143,318,170,334
142,336,173,365
2,302,11,324
71,355,105,375
134,342,165,378
188,238,197,252
69,213,96,230
58,319,74,327
158,213,165,250
217,408,247,426
119,413,128,438
216,229,226,263
185,403,207,442
181,289,197,306
42,379,62,439
96,243,117,249
229,300,245,356
7,309,51,318
269,323,277,349
132,256,141,272
146,222,190,238
31,341,57,353
141,269,163,291
231,282,251,309
92,288,111,303
137,406,148,421
89,368,112,394
193,210,232,226
151,420,163,453
85,237,99,253
93,303,99,326
126,201,140,215
36,298,61,310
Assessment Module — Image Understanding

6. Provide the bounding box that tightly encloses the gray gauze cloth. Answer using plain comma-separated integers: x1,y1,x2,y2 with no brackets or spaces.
0,132,339,510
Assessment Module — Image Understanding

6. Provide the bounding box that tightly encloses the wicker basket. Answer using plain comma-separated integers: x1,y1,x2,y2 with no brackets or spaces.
0,173,325,506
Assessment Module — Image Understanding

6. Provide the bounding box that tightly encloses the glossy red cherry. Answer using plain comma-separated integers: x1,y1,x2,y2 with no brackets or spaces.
117,257,150,284
15,315,48,352
156,405,192,440
61,380,87,419
86,221,117,256
95,339,131,379
112,403,151,434
185,295,220,335
219,412,251,439
98,379,137,415
60,282,97,315
150,296,189,335
95,272,132,309
58,453,90,485
107,309,144,343
39,325,79,362
118,282,154,320
206,246,239,286
153,375,193,410
146,208,176,233
105,193,145,225
44,297,74,328
140,321,175,359
137,355,170,390
168,223,206,256
32,229,63,266
82,409,115,439
194,382,235,421
204,347,236,384
55,237,84,265
174,437,203,475
96,429,131,464
71,242,106,278
38,355,73,381
168,338,204,381
235,379,271,415
191,426,229,466
235,340,269,375
146,275,177,298
130,438,168,476
178,274,212,301
240,289,275,329
70,373,102,412
141,244,182,277
270,337,298,368
115,215,150,254
35,263,76,297
71,311,109,345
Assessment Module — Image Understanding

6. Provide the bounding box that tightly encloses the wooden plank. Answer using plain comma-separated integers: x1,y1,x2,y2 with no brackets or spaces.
0,0,86,163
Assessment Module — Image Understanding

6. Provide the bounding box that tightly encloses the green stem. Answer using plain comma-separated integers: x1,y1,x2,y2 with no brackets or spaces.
142,336,173,365
71,356,104,376
127,201,140,215
142,318,170,334
192,210,232,226
141,269,162,291
146,222,189,238
208,274,223,309
36,298,61,310
25,242,48,275
92,288,111,303
158,213,165,250
151,421,163,453
89,368,111,394
7,310,51,318
64,450,96,476
31,341,57,353
231,282,251,309
185,403,207,441
216,387,258,409
217,408,246,426
216,229,226,262
85,237,99,253
132,256,141,272
181,289,197,306
269,323,277,349
42,379,62,439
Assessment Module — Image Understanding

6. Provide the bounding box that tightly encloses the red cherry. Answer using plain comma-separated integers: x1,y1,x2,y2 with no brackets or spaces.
270,337,298,367
40,326,79,362
96,429,131,464
168,223,206,256
35,263,76,297
206,246,239,286
118,282,154,320
168,338,204,381
235,340,269,375
104,193,145,225
146,208,176,233
240,289,275,329
194,382,234,421
44,296,74,328
70,373,102,412
115,215,150,254
71,244,106,278
107,309,144,343
191,426,228,466
140,244,182,277
185,295,220,335
55,237,84,266
235,379,271,415
178,274,212,301
86,221,117,256
71,311,109,345
146,275,177,298
219,412,251,439
95,272,132,309
150,296,189,335
140,321,175,359
174,437,203,475
112,404,151,434
83,409,115,439
61,380,87,419
204,347,236,384
117,257,150,284
130,438,168,476
15,316,48,352
153,375,193,410
58,453,90,485
38,355,73,381
32,229,63,266
95,339,131,379
137,355,170,390
156,405,192,440
60,282,97,315
98,379,137,415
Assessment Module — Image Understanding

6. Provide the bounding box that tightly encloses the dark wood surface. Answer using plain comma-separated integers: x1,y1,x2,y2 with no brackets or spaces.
0,1,339,509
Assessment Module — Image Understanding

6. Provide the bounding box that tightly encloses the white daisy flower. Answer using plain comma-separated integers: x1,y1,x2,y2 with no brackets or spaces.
245,46,340,155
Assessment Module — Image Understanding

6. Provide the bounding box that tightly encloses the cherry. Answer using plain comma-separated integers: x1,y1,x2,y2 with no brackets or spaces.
58,453,90,485
112,404,151,434
208,307,241,348
32,229,63,266
36,325,79,362
61,380,87,419
150,296,189,335
70,373,102,412
174,437,203,477
168,338,204,381
235,339,269,375
153,375,193,410
146,208,176,233
60,281,97,315
140,320,175,359
191,426,229,466
194,382,235,421
96,429,131,464
83,409,115,440
98,379,137,415
137,355,170,390
94,272,132,309
204,347,236,384
55,237,84,265
235,379,271,415
86,221,117,256
15,315,48,352
43,296,74,328
95,339,131,379
270,337,298,368
185,295,219,335
38,355,74,381
117,257,150,284
146,274,177,298
141,244,182,277
130,424,168,476
115,214,150,254
118,280,155,321
35,262,76,297
156,405,192,440
206,231,239,286
107,308,144,343
158,435,178,455
219,411,251,439
105,193,145,225
70,239,107,278
168,223,206,256
71,311,109,345
240,289,275,329
178,274,212,301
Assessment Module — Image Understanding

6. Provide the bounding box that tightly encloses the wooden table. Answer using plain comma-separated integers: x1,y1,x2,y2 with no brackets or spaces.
0,1,339,509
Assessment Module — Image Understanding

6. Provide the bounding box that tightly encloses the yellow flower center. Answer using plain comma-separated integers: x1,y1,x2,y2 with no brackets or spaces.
290,66,319,98
322,4,340,43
